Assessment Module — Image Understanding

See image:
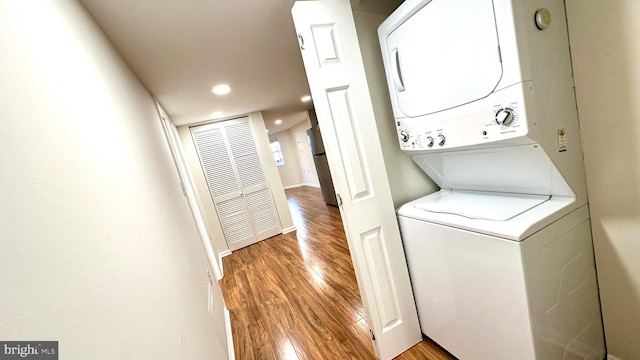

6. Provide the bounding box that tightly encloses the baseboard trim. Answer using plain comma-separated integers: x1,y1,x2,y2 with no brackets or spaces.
608,355,623,360
216,251,231,279
218,250,232,279
303,183,321,188
224,306,235,360
283,184,303,189
282,226,296,234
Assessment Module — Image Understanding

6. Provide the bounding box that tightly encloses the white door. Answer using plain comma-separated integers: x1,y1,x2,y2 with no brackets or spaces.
291,1,422,359
191,118,281,251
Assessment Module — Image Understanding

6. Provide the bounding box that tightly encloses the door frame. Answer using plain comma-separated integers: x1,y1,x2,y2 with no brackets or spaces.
154,100,224,280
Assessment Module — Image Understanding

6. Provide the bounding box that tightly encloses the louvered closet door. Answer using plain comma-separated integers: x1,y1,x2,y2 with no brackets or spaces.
225,121,281,240
191,118,281,251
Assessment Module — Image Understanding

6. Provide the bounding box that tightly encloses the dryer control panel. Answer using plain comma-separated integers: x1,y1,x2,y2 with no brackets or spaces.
395,82,538,152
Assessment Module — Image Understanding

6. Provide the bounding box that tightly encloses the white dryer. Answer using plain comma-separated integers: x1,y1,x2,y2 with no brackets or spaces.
378,0,606,359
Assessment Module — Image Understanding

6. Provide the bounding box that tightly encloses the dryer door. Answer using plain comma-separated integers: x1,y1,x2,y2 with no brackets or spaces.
385,0,502,117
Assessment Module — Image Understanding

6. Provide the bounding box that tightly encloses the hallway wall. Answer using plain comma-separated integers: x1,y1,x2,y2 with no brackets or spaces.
270,128,305,188
566,2,640,358
0,1,229,359
290,117,321,187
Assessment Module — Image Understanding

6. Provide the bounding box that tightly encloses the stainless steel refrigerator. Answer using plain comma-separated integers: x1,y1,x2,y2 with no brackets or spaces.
306,125,338,206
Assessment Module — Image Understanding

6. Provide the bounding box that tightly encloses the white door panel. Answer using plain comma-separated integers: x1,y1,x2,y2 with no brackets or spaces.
292,1,422,359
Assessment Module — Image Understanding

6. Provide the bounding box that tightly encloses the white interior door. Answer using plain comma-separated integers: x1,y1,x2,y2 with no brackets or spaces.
291,1,422,359
191,118,281,251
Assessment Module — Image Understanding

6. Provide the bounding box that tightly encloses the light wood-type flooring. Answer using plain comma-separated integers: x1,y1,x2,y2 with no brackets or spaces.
220,186,453,360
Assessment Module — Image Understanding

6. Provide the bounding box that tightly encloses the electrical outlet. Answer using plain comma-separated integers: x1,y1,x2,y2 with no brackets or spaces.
207,271,215,316
207,281,213,314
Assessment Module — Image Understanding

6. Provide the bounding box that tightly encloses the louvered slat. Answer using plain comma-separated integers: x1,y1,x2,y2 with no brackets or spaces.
245,188,280,234
192,129,239,199
217,197,254,244
234,155,266,188
225,122,267,189
225,122,257,157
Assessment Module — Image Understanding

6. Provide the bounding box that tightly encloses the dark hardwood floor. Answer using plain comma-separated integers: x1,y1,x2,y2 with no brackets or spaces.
219,186,452,360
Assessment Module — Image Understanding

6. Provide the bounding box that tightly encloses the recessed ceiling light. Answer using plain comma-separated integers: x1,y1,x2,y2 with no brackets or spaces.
301,95,312,102
211,111,225,119
266,129,270,133
212,84,231,95
274,119,283,125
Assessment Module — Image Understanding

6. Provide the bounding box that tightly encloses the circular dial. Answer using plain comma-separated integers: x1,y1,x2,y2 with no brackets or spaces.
399,130,410,142
495,108,515,126
426,136,434,147
437,134,446,146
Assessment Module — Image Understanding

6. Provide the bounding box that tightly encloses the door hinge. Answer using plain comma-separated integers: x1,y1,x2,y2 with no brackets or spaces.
179,182,187,197
298,33,305,50
337,193,343,207
369,328,376,341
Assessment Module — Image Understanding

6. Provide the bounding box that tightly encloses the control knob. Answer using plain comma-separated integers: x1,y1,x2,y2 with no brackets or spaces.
426,136,434,148
495,107,515,126
437,134,446,146
399,130,410,142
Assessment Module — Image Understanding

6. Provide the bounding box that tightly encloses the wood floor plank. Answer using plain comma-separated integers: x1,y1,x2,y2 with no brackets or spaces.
394,338,453,360
248,319,277,360
219,186,453,360
286,318,334,360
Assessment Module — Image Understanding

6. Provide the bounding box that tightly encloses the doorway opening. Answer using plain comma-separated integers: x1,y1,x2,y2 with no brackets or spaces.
218,186,451,359
219,185,375,359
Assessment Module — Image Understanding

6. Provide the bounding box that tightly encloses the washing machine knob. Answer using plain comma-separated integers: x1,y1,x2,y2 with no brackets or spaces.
495,108,515,126
437,134,446,146
426,136,435,147
399,130,410,142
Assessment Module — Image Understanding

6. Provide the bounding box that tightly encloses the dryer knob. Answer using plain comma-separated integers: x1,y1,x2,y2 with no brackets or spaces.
399,130,410,142
437,134,446,146
495,108,515,126
426,136,435,147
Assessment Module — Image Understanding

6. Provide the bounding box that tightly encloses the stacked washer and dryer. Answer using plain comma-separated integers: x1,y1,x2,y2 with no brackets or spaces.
378,0,606,359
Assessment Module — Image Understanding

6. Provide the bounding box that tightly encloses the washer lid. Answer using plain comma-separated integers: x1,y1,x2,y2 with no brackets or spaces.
414,190,550,221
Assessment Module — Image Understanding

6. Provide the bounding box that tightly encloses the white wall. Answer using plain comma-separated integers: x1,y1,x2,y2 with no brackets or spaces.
270,128,305,188
291,118,321,187
566,2,640,358
352,6,436,207
0,1,229,359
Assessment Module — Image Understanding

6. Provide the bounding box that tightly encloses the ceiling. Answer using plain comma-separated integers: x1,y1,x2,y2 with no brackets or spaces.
79,0,314,134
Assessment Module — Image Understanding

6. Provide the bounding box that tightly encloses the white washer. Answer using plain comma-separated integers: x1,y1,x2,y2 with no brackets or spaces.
397,191,604,360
